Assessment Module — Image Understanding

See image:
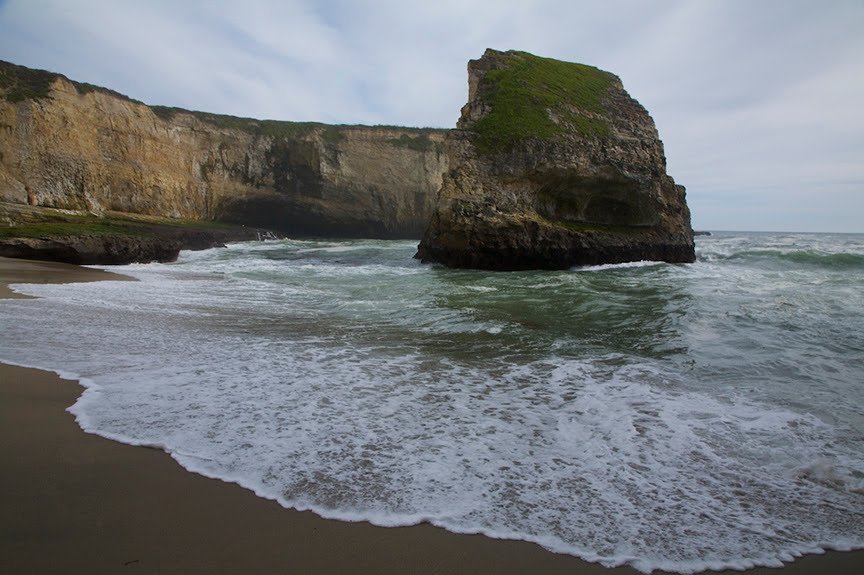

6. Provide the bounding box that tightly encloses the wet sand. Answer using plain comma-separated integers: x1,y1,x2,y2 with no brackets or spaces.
0,255,133,299
1,256,862,574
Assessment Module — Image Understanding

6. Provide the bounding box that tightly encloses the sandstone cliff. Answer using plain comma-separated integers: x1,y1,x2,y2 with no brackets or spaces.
0,60,447,239
416,49,695,270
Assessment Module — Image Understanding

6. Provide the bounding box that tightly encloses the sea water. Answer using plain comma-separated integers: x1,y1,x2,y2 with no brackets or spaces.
2,232,862,573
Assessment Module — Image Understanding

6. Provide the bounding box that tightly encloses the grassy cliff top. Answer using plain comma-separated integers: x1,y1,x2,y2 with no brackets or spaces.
150,106,345,140
0,60,144,104
0,60,56,103
151,106,443,143
469,50,615,153
0,60,443,142
0,204,243,240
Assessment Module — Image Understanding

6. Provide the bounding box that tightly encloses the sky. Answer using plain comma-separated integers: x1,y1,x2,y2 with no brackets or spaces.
1,0,862,233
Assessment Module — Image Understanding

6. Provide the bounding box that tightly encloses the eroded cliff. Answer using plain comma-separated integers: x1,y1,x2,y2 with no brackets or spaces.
0,60,447,239
416,49,695,270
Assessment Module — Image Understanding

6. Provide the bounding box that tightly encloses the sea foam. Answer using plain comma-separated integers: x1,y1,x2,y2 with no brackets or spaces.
2,235,863,573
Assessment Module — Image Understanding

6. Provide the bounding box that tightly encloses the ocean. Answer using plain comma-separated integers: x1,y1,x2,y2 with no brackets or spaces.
2,231,863,573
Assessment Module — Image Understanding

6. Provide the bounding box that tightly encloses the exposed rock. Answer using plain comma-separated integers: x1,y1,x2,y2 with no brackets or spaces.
0,236,182,265
0,60,447,239
416,49,695,270
0,202,267,265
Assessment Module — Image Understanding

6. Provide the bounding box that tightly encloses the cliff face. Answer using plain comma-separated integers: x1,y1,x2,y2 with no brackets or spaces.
416,49,695,270
0,61,447,239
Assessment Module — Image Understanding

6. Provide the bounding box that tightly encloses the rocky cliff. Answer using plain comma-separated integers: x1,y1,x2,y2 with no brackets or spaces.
0,60,447,240
416,49,695,270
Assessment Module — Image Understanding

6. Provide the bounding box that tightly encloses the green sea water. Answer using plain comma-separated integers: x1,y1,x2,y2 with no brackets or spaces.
1,231,862,573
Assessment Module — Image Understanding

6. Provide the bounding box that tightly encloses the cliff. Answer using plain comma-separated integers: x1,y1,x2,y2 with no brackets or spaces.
0,60,447,241
416,49,695,270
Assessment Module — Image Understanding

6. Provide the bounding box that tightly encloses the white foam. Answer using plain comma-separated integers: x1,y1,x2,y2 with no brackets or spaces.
574,260,664,272
2,237,863,574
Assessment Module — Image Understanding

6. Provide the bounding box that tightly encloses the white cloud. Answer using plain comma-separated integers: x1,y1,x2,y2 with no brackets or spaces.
0,0,862,231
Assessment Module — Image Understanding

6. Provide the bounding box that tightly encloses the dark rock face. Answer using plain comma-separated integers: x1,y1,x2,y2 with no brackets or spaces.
0,236,182,265
0,206,267,265
206,127,448,239
416,49,695,270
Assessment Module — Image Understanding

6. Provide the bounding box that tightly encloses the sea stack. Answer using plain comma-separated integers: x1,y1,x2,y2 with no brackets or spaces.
416,49,695,270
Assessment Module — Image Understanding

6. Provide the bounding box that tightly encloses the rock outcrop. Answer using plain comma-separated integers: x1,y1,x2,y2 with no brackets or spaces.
0,202,268,265
0,235,182,265
0,60,447,239
416,49,695,270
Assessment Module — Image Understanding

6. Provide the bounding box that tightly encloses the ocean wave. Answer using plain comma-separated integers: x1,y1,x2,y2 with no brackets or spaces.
695,232,864,269
3,234,863,574
572,260,665,272
699,248,864,269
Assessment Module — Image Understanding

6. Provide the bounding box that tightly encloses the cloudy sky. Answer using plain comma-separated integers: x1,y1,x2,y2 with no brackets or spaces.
1,0,862,232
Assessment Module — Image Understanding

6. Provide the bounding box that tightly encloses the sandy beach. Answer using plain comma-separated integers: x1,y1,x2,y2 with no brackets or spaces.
1,255,862,574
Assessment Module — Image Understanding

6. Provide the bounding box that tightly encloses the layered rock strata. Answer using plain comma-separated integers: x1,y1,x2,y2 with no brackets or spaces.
416,49,695,270
0,60,447,240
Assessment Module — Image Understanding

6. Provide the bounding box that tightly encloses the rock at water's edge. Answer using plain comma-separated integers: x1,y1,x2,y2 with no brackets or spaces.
416,49,695,270
0,204,270,265
0,236,182,265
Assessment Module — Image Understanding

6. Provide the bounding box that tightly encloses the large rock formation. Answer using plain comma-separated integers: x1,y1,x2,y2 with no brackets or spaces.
416,49,695,270
0,60,447,239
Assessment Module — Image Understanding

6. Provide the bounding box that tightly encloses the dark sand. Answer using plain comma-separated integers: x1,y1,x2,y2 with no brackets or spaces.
1,256,862,574
0,256,132,299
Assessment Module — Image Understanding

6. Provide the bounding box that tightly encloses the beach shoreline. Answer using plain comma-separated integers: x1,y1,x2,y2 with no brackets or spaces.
1,255,862,574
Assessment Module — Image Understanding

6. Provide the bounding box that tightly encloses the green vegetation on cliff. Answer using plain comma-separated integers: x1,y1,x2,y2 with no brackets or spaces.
0,61,54,103
0,207,241,240
1,60,437,146
386,132,444,153
470,51,614,153
0,204,266,264
0,60,145,104
151,106,333,139
151,105,444,146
